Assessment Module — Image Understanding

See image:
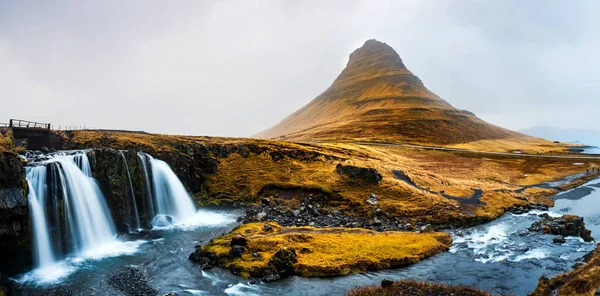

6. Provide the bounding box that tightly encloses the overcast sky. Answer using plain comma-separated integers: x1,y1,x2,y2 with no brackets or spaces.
1,1,598,137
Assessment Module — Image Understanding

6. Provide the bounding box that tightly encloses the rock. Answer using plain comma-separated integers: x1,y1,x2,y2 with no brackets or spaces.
373,218,382,226
188,249,219,269
163,293,177,296
0,151,30,272
455,231,464,237
231,235,248,247
553,235,566,244
529,215,594,242
256,212,267,221
292,210,300,217
262,269,280,282
366,197,378,205
514,230,530,237
370,193,378,199
262,197,271,206
265,247,297,281
263,224,273,232
381,279,394,288
252,252,260,259
335,164,382,184
230,245,245,258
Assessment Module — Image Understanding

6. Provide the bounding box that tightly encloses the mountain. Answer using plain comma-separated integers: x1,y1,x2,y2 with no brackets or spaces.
256,39,530,145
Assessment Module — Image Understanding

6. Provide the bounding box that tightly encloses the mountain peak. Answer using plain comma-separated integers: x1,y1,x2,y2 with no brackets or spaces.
334,39,421,87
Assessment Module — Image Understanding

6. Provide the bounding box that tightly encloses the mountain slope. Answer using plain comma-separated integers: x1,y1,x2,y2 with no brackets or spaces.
256,40,530,146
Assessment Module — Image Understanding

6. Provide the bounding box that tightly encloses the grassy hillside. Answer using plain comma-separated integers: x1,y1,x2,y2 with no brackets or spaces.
67,130,597,227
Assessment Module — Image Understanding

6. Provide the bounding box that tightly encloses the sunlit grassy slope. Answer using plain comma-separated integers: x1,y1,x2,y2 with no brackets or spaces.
70,130,597,226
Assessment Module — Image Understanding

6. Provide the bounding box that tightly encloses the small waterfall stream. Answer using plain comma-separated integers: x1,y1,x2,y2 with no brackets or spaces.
26,167,55,269
147,154,197,226
120,151,141,230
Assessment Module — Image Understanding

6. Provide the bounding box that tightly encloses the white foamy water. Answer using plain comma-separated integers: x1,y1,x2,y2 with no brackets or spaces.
224,283,262,296
16,239,147,285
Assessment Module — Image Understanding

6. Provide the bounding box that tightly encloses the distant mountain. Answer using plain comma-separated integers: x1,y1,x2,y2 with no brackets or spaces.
256,39,533,145
519,126,600,146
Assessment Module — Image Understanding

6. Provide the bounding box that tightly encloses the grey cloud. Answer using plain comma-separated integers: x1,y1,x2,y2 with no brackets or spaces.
0,0,598,136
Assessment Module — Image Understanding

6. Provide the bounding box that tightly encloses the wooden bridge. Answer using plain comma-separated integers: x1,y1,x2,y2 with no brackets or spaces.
2,119,60,150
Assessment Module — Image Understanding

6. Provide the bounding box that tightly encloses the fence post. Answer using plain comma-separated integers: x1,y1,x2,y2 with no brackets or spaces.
9,119,12,127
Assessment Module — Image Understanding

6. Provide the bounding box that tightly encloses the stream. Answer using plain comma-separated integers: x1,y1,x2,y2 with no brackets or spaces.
10,154,600,296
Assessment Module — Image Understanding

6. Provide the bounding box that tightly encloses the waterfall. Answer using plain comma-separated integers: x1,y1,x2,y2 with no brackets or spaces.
147,155,196,226
120,151,141,230
25,152,118,268
26,166,56,268
54,154,117,253
138,153,156,219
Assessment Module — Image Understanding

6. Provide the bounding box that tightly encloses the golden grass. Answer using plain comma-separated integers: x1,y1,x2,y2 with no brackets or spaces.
345,279,492,296
0,129,13,152
202,222,452,278
68,130,599,226
532,244,600,296
448,137,571,154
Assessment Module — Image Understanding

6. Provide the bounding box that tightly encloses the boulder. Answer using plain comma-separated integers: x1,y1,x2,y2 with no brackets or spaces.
230,245,245,258
553,235,566,244
381,279,394,288
231,235,248,247
188,249,219,269
335,164,382,184
529,215,594,242
263,247,297,282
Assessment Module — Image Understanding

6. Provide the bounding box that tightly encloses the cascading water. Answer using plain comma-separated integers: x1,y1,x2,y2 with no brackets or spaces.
25,153,118,267
146,154,197,226
120,151,141,230
138,152,156,219
26,166,56,269
21,150,209,284
57,154,117,253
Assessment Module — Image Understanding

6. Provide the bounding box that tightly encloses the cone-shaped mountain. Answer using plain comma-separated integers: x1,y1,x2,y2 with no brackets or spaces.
257,39,525,145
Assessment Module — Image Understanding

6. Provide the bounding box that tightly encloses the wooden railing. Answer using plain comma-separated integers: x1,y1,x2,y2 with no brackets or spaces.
9,119,51,129
0,123,9,128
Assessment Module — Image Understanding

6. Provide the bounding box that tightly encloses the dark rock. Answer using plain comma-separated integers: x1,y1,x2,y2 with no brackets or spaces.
0,151,30,273
263,224,273,232
188,249,219,269
266,247,297,281
514,230,530,237
529,215,594,242
262,197,271,206
553,235,566,244
269,152,284,161
230,245,245,258
231,235,248,247
262,269,280,282
335,164,382,184
381,279,394,288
